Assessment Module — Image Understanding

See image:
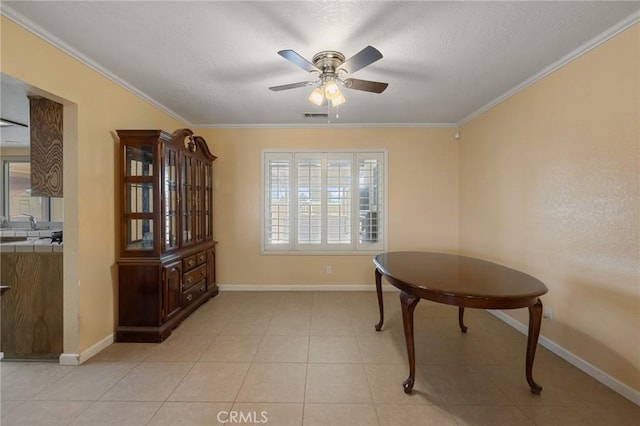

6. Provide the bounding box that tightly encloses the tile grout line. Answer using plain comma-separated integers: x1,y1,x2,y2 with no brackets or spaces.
347,294,383,426
230,293,280,408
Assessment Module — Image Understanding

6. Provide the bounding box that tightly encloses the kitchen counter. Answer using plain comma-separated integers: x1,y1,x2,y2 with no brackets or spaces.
0,229,64,253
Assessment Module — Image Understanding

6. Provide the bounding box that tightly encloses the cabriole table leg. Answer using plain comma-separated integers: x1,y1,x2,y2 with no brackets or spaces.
400,290,420,394
458,306,468,333
526,298,544,394
375,268,384,331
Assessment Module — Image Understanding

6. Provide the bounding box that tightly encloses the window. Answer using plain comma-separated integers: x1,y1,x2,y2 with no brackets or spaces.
262,150,386,253
1,158,63,223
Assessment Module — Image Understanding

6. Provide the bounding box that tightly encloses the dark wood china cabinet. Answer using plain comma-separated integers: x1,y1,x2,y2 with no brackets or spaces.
116,128,218,342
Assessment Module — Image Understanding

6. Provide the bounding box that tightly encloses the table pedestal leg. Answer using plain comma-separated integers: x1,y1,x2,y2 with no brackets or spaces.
375,268,384,331
526,298,543,394
400,290,420,394
458,306,468,333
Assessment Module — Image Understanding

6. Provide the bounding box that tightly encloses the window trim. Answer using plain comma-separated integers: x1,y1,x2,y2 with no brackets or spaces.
260,148,388,255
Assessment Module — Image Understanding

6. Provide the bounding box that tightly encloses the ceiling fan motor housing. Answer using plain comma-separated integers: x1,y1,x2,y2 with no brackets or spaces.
312,51,346,78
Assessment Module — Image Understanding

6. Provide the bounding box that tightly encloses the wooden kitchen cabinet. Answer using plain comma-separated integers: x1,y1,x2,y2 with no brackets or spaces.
0,252,63,359
116,129,217,342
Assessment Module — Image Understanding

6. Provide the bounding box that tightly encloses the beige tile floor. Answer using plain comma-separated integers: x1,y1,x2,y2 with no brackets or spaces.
1,291,639,425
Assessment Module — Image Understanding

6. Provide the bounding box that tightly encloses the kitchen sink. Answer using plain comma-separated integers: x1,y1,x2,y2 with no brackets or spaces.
0,236,29,243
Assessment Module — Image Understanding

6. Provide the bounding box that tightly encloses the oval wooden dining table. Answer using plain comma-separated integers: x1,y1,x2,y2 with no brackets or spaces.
373,251,548,395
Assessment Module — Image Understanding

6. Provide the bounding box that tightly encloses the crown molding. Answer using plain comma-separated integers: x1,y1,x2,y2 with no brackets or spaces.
193,122,458,129
458,9,640,127
1,5,192,126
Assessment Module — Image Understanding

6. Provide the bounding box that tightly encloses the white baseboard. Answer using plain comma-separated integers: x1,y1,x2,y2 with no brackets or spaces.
79,334,114,364
218,283,397,292
59,333,114,366
59,353,80,366
489,310,640,406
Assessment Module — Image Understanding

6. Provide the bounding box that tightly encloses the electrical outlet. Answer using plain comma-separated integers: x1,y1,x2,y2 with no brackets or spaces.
543,307,553,320
325,265,332,275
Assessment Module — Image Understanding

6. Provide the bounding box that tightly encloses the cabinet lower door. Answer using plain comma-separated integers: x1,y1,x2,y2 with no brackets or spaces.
163,260,182,320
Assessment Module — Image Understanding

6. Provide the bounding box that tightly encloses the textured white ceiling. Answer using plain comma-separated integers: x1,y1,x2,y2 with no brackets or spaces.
2,1,640,128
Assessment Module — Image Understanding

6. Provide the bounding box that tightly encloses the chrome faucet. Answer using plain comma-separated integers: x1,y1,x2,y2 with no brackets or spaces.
23,214,37,230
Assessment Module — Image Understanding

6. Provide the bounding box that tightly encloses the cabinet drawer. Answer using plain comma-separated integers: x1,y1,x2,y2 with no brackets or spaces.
182,280,207,308
183,255,198,271
183,251,207,271
183,264,207,290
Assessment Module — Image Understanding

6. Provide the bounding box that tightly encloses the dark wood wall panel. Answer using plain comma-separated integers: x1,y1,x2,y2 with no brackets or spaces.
29,96,63,197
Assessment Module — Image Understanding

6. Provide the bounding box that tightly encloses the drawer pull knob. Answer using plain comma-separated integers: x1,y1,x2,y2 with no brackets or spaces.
186,294,193,302
200,285,206,292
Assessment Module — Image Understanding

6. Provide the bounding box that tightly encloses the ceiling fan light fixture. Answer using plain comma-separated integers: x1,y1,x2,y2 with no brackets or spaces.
275,46,387,112
308,87,324,106
323,80,341,100
331,92,346,107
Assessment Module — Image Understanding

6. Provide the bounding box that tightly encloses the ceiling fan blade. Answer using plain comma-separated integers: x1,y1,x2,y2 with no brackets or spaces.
269,81,316,91
338,46,383,74
278,50,321,73
343,78,388,93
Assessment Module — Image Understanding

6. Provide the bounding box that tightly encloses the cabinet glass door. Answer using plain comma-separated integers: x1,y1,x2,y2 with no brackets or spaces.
123,143,155,251
204,164,213,239
125,218,154,250
164,148,179,250
182,154,193,245
125,183,153,213
193,159,204,243
125,145,153,176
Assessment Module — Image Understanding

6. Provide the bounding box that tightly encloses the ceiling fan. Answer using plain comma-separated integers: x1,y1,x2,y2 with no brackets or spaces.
269,46,389,106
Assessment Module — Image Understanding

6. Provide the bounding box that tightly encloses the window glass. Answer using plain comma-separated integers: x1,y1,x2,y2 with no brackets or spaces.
263,150,385,253
267,158,290,245
297,159,322,245
2,159,63,223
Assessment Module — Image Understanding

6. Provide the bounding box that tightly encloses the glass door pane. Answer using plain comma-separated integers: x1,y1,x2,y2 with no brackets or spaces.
204,164,212,239
125,183,153,213
124,145,153,176
125,218,153,251
182,154,193,245
193,160,204,242
164,148,179,249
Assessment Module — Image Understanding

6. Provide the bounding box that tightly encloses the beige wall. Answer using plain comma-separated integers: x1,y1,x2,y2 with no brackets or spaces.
459,25,640,391
2,11,637,397
1,17,186,354
197,127,459,286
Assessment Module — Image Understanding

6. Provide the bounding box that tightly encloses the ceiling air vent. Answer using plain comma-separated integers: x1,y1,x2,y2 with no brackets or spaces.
304,113,329,119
